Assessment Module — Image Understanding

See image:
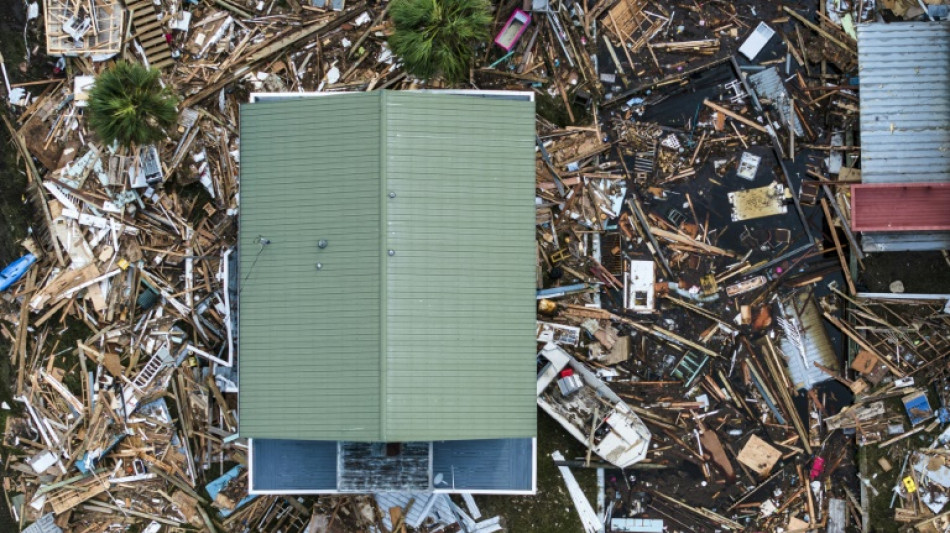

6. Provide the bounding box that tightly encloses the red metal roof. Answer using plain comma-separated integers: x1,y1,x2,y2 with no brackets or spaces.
851,183,950,232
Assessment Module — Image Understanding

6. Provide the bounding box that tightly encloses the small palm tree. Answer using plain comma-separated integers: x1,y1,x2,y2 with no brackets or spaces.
388,0,491,83
87,61,178,147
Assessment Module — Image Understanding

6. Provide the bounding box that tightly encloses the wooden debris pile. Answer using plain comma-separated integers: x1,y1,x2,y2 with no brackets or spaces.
0,0,947,531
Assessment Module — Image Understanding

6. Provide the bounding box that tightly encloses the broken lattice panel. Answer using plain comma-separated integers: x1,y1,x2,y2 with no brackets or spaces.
45,0,125,56
603,0,663,53
127,0,175,70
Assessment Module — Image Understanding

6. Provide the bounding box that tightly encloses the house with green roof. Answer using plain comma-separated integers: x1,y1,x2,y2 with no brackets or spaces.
238,91,538,494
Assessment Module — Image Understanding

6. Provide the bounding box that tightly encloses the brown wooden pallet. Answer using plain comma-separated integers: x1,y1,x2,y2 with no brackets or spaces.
127,0,175,70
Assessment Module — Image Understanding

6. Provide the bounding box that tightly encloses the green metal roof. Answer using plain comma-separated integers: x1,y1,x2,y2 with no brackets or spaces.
239,92,537,442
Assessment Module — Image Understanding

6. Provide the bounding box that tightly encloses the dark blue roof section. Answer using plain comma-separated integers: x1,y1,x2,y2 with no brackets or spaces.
432,438,533,491
251,438,533,492
251,439,337,491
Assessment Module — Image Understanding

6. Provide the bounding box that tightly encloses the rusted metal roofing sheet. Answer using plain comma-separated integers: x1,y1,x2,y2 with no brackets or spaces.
851,183,950,232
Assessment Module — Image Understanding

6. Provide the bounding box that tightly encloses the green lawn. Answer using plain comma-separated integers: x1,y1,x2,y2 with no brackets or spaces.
477,409,599,532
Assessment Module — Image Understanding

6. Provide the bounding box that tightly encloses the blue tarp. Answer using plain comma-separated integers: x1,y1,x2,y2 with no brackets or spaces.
205,465,257,516
904,392,934,426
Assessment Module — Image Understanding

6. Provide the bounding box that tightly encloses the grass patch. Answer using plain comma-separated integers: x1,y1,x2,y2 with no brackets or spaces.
0,110,32,268
856,393,938,533
478,409,598,532
858,441,900,533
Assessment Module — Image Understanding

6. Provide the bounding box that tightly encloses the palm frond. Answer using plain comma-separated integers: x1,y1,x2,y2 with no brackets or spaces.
388,0,491,83
87,61,178,148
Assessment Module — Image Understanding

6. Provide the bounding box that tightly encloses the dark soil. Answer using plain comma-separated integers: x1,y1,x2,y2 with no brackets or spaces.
1,1,45,530
0,2,34,264
858,251,950,294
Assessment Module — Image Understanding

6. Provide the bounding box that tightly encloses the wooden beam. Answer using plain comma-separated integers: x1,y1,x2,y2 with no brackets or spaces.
820,197,856,296
702,99,768,133
783,7,857,56
822,313,904,377
650,226,739,258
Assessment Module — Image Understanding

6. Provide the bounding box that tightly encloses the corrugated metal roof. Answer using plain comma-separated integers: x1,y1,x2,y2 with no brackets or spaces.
851,183,950,231
777,292,837,391
251,439,338,492
858,22,950,184
861,231,950,252
250,437,534,492
239,93,383,441
747,67,803,137
375,492,457,529
239,92,537,442
432,438,533,491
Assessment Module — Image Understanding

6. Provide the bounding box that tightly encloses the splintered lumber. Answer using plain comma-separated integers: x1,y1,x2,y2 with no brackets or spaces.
47,476,111,514
783,7,857,56
702,99,768,133
15,281,31,396
182,3,367,107
651,39,721,54
624,197,674,277
206,374,237,429
617,316,720,358
762,337,812,454
878,426,925,448
45,0,125,56
824,402,885,431
389,507,406,533
82,500,185,526
798,464,816,524
820,197,856,295
561,304,614,320
348,4,391,58
699,428,735,480
649,227,739,258
822,313,903,376
585,407,599,467
603,35,628,83
653,490,744,530
602,0,663,53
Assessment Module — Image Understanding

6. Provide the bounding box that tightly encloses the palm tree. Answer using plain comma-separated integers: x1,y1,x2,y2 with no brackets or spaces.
87,61,178,148
388,0,491,83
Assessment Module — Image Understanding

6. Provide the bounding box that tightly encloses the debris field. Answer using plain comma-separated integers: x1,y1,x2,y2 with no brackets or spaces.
1,0,949,531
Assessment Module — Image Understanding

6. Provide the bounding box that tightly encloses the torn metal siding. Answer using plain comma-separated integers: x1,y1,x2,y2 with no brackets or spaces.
857,22,950,185
23,514,62,533
375,492,457,530
747,67,804,137
776,292,837,390
861,231,950,252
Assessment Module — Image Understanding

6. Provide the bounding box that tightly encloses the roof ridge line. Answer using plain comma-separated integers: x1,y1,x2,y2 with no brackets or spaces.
378,90,388,442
